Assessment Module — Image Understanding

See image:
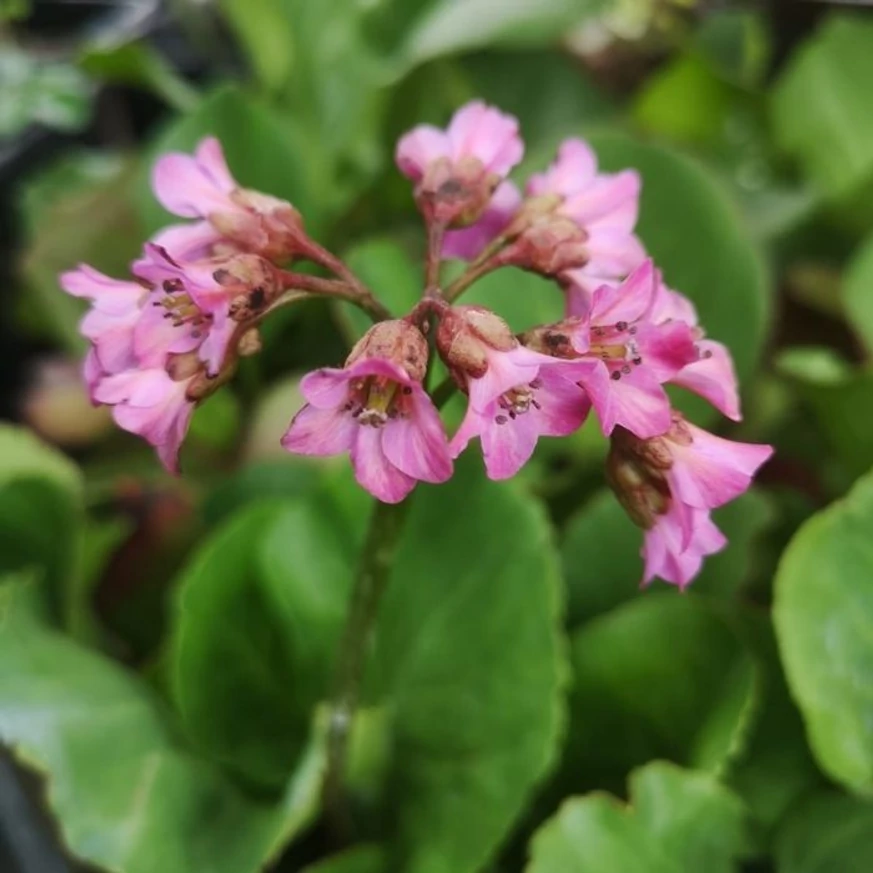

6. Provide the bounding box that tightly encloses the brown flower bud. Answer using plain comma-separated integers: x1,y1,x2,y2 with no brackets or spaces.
519,317,585,359
436,305,517,385
417,156,500,228
347,319,429,382
210,189,306,261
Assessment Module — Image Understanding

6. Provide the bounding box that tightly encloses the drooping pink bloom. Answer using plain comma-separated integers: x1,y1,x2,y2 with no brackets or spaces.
443,181,522,260
529,138,646,298
651,282,741,421
283,320,451,503
151,137,303,259
396,101,523,228
607,415,773,587
565,261,697,439
282,358,452,503
92,366,197,474
396,100,523,184
59,266,147,381
450,344,591,480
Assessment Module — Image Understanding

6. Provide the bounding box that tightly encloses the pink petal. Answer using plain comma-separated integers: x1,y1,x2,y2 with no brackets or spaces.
635,320,699,384
299,367,354,409
60,265,144,314
653,283,699,326
589,260,657,327
447,101,523,175
534,366,592,436
152,153,236,219
672,340,741,421
194,137,237,193
575,358,672,438
668,426,773,509
381,392,452,483
155,400,196,475
583,227,647,278
149,221,222,262
527,139,598,198
449,403,486,460
469,345,551,410
281,403,357,456
83,348,104,399
350,426,416,504
480,403,542,480
395,125,451,181
133,301,199,368
563,170,641,230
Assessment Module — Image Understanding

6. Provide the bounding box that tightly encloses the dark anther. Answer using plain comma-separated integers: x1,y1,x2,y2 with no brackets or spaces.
162,279,184,293
610,371,622,381
438,178,464,196
629,326,637,335
621,364,631,374
495,415,508,425
632,356,642,366
212,269,231,284
248,287,266,309
615,321,628,331
509,410,517,419
531,399,542,410
546,333,569,350
702,349,713,359
402,386,413,395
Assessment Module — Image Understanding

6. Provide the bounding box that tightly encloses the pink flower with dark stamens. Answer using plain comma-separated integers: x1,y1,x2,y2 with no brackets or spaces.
450,345,591,480
282,320,452,503
152,137,304,259
396,101,523,228
607,414,773,588
528,138,646,295
566,261,697,439
282,359,452,503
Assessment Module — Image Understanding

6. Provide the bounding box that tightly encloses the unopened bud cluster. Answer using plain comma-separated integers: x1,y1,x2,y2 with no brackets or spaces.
61,101,772,587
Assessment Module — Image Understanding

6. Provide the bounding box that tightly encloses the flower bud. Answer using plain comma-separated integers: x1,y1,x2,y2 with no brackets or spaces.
210,189,306,261
519,318,585,359
347,319,429,383
605,427,672,529
436,305,517,385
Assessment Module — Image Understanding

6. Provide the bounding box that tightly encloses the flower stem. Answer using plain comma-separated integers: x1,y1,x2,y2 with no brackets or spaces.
322,497,412,842
277,271,391,322
424,220,446,294
443,249,506,303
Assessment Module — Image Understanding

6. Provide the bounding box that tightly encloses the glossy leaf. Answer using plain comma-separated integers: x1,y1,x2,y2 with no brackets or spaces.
842,232,873,355
0,579,323,873
366,459,566,873
302,846,386,873
775,792,873,873
526,761,751,873
772,15,873,200
171,499,351,787
563,593,758,791
774,468,873,794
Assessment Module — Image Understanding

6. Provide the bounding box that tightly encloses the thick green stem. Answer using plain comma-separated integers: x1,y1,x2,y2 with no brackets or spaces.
322,497,412,841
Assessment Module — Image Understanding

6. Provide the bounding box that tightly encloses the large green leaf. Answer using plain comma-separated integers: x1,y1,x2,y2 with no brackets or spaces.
302,846,386,873
0,579,323,873
774,468,873,794
772,16,873,201
137,85,326,235
842,232,873,355
563,593,758,792
525,761,751,873
775,792,873,873
366,459,566,873
560,489,774,627
588,133,772,388
171,498,352,787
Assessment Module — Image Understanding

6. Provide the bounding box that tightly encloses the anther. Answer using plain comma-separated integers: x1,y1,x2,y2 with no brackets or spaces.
495,415,508,425
610,371,622,381
615,321,628,331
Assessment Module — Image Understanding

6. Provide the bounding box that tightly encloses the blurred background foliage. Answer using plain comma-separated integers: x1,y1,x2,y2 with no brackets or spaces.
3,1,873,872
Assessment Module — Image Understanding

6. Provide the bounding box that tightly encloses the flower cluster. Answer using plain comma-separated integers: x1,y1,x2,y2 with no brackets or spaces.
61,101,772,587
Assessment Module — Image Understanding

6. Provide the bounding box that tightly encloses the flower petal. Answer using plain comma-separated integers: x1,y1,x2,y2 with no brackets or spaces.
672,340,741,421
480,404,541,480
395,125,451,181
281,403,357,456
381,392,453,483
351,426,416,503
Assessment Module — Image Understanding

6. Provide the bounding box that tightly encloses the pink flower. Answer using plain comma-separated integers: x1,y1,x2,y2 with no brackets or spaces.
607,415,773,588
651,282,741,421
93,367,196,474
59,265,147,381
396,101,523,228
443,181,522,260
450,344,591,480
282,358,452,503
529,138,646,293
396,101,523,183
567,262,697,439
151,137,303,259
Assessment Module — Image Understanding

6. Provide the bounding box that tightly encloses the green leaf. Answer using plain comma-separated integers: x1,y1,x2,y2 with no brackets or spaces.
137,85,326,236
0,579,324,873
463,267,565,333
561,489,774,626
588,133,772,388
302,845,386,873
526,761,751,873
79,41,198,112
774,468,873,794
842,232,873,355
398,0,607,69
564,593,758,791
772,15,873,201
366,458,566,873
340,237,422,337
0,423,81,495
171,498,352,787
775,792,873,873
